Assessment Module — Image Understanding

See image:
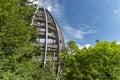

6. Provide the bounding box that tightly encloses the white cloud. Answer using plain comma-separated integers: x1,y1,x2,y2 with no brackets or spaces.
38,0,64,19
113,8,120,17
64,24,97,40
117,42,120,44
114,9,120,14
47,6,52,12
28,0,38,5
64,25,83,39
78,44,91,50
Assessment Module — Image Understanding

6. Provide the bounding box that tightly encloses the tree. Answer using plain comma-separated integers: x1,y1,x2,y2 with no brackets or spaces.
0,0,41,79
67,40,79,54
61,41,120,80
0,0,57,79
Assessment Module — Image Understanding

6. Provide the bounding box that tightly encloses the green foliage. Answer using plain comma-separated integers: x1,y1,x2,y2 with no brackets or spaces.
2,0,120,80
0,0,56,80
61,41,120,80
67,40,79,54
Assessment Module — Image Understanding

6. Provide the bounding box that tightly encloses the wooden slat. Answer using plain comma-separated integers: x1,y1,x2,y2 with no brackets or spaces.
34,56,58,61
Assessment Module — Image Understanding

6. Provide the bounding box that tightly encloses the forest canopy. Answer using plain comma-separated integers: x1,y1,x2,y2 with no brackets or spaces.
61,40,120,80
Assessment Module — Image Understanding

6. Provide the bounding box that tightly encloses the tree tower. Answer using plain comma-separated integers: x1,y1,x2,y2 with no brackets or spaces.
32,5,65,74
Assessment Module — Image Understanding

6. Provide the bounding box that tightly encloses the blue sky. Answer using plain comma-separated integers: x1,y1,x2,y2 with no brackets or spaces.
38,0,120,46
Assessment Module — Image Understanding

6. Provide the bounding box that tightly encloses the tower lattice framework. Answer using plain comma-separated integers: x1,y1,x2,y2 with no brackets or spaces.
32,6,65,74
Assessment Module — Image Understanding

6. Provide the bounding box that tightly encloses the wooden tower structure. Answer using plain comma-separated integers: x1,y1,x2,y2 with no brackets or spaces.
31,6,65,74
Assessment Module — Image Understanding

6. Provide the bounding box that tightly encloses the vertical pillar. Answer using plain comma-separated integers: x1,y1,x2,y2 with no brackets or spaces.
43,8,48,67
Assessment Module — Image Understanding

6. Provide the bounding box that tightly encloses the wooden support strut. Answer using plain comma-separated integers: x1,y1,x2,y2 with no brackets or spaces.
43,7,48,68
